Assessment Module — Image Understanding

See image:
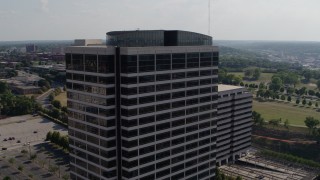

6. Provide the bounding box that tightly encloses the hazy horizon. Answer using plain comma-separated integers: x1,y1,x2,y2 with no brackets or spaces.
1,0,320,41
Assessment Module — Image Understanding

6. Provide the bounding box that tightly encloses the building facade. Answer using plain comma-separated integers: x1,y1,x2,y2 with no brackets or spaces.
216,85,252,166
66,30,219,180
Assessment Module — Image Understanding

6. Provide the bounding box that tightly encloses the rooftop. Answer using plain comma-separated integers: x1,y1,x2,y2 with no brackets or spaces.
218,84,244,92
106,30,212,47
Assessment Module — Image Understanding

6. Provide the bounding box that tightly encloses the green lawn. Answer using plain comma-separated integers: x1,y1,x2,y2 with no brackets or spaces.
230,72,274,83
253,99,320,126
54,91,67,107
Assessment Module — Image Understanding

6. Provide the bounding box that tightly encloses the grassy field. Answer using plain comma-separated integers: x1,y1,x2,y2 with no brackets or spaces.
230,72,274,83
54,91,67,107
253,99,320,126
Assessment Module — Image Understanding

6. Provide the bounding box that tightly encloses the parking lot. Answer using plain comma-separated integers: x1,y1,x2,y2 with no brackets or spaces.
0,115,69,180
0,115,67,150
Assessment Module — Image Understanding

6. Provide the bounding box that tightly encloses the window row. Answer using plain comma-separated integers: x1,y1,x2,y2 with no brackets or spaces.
67,92,115,106
70,139,116,159
69,120,116,138
122,121,215,141
67,73,115,84
122,85,217,97
67,83,115,96
121,102,216,117
66,54,114,73
121,53,218,73
68,112,115,128
68,101,115,116
69,129,116,148
121,142,215,168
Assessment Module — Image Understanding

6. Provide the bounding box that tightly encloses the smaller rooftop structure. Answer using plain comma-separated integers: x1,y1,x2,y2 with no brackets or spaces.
218,84,244,92
73,39,103,46
106,30,212,47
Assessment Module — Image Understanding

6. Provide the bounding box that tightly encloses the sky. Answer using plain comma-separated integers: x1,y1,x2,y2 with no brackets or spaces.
0,0,319,41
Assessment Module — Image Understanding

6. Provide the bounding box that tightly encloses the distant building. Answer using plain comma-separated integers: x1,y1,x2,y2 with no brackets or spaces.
51,47,65,55
217,85,252,165
26,44,38,53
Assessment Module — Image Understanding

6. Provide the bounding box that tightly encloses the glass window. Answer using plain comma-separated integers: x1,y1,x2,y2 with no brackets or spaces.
139,75,155,83
156,54,171,71
187,53,199,68
98,55,114,73
72,54,84,71
85,54,97,72
121,55,137,73
139,54,155,72
172,53,185,70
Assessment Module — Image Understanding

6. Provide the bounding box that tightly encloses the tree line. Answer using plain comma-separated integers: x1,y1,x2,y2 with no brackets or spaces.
46,131,69,151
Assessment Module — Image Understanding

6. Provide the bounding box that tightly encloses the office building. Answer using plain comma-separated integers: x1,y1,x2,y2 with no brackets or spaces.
216,85,252,166
66,30,219,180
26,44,38,53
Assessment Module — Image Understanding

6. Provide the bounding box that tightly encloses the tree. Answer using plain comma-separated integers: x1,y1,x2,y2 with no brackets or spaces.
8,158,14,164
253,68,261,80
304,116,319,134
38,79,51,89
280,95,286,101
60,136,69,150
46,131,52,141
317,80,320,89
296,99,300,105
269,77,283,92
51,100,61,109
287,87,295,94
252,111,264,126
284,119,290,130
308,101,312,107
303,70,312,82
308,90,315,96
316,102,319,108
3,176,11,180
50,108,61,119
280,87,285,93
236,176,243,180
48,93,55,102
302,99,307,106
298,87,307,96
62,174,70,180
18,165,24,171
51,131,61,144
244,69,253,78
269,119,281,129
0,81,9,94
49,165,59,175
287,96,291,102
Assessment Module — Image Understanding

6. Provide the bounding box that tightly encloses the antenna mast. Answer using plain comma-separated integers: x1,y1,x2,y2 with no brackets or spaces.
208,0,211,36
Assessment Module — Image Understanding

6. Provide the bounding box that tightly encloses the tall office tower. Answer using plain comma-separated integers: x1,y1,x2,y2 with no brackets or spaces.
66,30,219,180
216,85,252,166
26,44,38,53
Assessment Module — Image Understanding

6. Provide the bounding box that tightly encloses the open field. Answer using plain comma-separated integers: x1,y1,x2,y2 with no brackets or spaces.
54,91,67,107
230,72,274,83
253,99,320,126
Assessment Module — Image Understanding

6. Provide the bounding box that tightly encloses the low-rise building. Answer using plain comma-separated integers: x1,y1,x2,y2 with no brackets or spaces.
217,84,252,166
